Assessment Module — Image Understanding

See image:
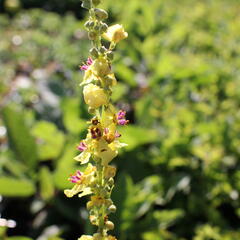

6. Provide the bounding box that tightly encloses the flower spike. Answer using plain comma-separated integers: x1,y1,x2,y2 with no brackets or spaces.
64,1,128,239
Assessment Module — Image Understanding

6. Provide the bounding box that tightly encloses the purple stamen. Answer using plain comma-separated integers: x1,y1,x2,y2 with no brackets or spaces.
117,110,129,125
77,142,87,152
87,57,93,66
117,119,128,125
80,65,89,71
115,131,121,138
80,57,93,71
69,170,82,183
117,110,126,120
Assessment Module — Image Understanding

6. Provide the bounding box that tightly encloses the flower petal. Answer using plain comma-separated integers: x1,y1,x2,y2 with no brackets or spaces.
74,151,91,164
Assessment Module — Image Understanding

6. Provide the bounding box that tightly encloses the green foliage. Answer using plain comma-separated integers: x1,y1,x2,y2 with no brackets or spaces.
2,105,38,169
0,0,240,239
32,121,65,161
0,177,35,196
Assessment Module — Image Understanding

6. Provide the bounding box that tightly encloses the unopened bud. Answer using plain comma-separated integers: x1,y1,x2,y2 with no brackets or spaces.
100,23,108,33
85,20,94,29
106,51,114,61
90,47,99,58
81,0,92,9
92,0,101,6
105,186,111,192
108,205,117,213
108,177,114,186
94,25,101,32
100,46,107,54
88,31,98,40
94,8,108,20
105,221,114,230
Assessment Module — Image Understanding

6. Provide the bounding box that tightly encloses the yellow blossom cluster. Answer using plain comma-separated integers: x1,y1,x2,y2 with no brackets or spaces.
64,0,128,239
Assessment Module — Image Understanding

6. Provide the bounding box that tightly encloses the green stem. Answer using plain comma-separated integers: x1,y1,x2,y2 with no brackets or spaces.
96,162,106,238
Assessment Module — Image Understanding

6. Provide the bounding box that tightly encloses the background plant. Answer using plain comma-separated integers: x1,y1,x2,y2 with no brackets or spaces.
0,0,240,240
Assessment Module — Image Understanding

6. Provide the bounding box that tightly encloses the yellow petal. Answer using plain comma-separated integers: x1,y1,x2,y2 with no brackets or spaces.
64,184,83,198
83,84,108,109
103,24,128,43
74,151,91,164
78,235,93,240
95,139,118,165
78,187,92,198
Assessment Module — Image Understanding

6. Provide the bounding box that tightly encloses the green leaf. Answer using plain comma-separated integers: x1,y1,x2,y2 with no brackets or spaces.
61,98,87,134
153,209,185,229
0,177,35,197
0,151,27,178
53,140,81,190
115,63,137,87
31,121,65,161
112,173,136,237
1,105,38,169
120,125,158,150
39,167,55,201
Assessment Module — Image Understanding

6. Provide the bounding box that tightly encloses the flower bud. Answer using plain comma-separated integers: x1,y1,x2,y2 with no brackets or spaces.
106,51,114,61
103,24,128,43
92,0,101,6
94,25,100,31
83,84,108,109
88,31,98,40
85,20,95,29
108,205,117,213
94,8,108,20
81,0,92,9
105,221,114,230
100,23,108,33
100,46,107,54
84,21,91,29
90,47,99,58
108,177,114,186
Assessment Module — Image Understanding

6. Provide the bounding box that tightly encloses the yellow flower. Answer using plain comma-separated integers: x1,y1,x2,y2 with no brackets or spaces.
78,235,93,240
94,139,118,165
64,164,96,198
103,24,128,43
83,84,108,108
74,138,92,164
81,66,95,86
91,58,111,77
94,138,127,166
81,58,112,86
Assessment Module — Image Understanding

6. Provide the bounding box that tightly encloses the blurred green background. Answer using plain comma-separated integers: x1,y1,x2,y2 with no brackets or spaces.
1,0,240,239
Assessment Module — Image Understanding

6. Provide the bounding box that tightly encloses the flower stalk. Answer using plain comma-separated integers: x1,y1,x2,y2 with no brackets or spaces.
64,1,128,240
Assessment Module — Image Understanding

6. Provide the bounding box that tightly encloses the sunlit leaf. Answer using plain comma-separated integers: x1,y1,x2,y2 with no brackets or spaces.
0,177,35,197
